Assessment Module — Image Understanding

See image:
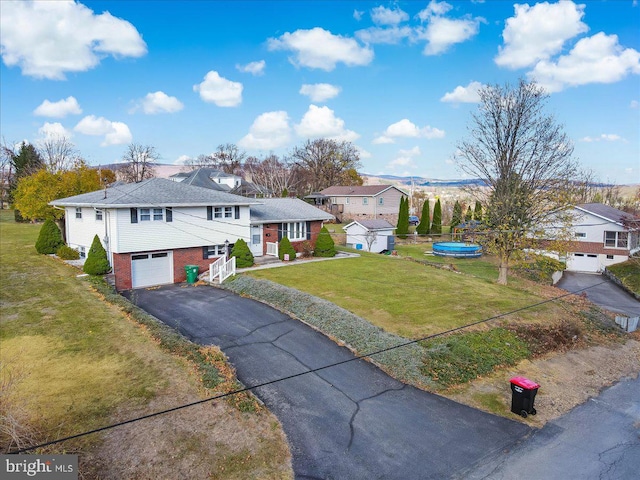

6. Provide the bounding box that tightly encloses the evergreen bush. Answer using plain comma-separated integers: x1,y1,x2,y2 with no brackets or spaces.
450,200,462,229
416,199,430,235
431,199,442,235
465,206,473,222
56,245,80,260
396,197,409,239
35,219,64,254
230,238,254,268
83,235,111,275
314,226,336,257
474,201,483,221
278,236,297,261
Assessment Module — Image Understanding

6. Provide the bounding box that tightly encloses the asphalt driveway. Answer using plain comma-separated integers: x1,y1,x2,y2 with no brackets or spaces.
127,284,531,479
556,272,640,317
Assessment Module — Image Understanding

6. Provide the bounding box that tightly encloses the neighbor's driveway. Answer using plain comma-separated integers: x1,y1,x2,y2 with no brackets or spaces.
557,272,640,317
127,284,530,479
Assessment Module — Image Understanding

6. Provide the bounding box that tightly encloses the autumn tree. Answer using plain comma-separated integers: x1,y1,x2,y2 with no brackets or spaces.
118,143,158,182
291,139,362,195
456,79,578,284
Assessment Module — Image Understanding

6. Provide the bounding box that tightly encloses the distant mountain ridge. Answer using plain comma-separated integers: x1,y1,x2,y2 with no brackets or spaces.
363,174,487,187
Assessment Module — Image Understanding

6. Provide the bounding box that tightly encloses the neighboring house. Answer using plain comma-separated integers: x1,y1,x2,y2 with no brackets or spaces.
50,178,332,290
170,168,271,197
555,203,639,273
343,219,396,253
308,185,407,223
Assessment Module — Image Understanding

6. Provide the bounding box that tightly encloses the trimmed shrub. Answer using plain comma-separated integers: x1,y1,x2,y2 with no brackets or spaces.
278,236,297,261
416,199,430,235
300,240,314,258
314,226,336,257
83,235,111,275
56,245,80,260
35,219,64,254
231,238,254,268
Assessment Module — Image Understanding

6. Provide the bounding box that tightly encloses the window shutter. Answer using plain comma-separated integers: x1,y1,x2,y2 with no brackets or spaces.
306,221,311,240
277,223,283,241
166,207,172,222
207,206,213,221
130,208,138,223
202,246,208,259
234,205,240,219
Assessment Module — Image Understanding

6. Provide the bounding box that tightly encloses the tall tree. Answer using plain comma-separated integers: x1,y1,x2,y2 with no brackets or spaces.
291,139,362,194
416,199,431,235
456,79,578,284
117,143,158,182
473,201,483,221
396,196,409,239
38,136,79,173
450,200,463,229
8,142,44,220
244,154,297,197
431,198,442,235
465,205,473,222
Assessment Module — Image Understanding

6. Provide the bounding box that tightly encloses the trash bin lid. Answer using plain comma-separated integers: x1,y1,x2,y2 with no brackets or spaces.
510,376,540,390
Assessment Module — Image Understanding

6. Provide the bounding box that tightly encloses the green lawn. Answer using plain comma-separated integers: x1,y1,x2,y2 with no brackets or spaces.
607,259,640,295
247,249,565,339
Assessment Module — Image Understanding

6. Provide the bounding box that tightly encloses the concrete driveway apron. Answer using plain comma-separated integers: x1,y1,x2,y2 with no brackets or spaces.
127,284,531,479
557,272,640,317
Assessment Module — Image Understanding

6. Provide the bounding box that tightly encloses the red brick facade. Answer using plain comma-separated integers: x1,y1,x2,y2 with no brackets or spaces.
261,221,324,254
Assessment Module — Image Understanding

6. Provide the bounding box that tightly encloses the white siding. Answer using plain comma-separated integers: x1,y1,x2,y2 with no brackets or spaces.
113,206,251,253
571,211,626,243
345,224,393,253
65,206,110,254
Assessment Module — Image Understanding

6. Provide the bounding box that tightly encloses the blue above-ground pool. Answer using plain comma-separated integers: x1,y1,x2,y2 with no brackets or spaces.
432,242,482,258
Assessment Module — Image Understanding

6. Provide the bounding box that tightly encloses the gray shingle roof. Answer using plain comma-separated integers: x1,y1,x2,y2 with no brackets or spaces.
180,169,230,191
250,198,334,223
320,185,406,196
344,219,396,231
50,178,259,208
577,203,639,225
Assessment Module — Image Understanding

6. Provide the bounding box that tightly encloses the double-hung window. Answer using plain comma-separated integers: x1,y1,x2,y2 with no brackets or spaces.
95,209,103,221
75,207,82,219
140,208,163,221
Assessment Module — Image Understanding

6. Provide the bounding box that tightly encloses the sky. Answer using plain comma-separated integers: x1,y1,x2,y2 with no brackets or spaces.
1,0,639,184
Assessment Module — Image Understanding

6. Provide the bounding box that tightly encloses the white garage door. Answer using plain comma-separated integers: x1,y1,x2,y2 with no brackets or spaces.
567,253,599,273
131,251,173,288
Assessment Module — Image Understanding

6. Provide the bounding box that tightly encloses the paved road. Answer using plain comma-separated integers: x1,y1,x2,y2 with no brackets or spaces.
463,374,640,479
556,272,640,317
127,284,531,479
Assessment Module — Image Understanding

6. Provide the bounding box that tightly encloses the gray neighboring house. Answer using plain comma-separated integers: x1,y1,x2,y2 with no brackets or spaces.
343,219,396,253
170,168,271,197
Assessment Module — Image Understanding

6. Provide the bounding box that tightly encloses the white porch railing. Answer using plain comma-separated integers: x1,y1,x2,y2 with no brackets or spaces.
209,256,236,283
266,241,278,257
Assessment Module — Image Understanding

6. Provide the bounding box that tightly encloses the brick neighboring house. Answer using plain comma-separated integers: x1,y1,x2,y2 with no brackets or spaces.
50,178,332,290
549,203,640,273
307,185,407,223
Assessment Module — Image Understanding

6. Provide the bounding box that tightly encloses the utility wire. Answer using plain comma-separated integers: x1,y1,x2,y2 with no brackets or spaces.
10,281,606,455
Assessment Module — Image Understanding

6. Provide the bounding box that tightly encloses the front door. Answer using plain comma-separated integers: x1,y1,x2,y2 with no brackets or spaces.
250,225,263,256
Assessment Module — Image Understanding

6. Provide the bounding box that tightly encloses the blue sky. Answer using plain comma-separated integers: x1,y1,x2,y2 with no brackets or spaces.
1,0,639,184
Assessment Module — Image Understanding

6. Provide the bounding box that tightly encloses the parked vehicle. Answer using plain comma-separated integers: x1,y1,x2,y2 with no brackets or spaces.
409,215,419,226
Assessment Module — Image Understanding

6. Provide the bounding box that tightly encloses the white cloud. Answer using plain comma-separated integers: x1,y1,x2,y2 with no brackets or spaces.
388,146,421,169
236,60,266,76
353,9,364,21
416,1,481,55
581,134,625,143
371,6,409,26
495,1,588,69
193,71,243,107
355,26,414,45
374,119,445,143
299,83,341,102
74,115,132,146
33,96,82,117
38,122,72,140
294,105,359,142
173,155,192,165
267,27,373,71
440,81,482,103
631,100,639,109
238,111,291,150
529,33,640,92
135,91,184,114
356,146,372,159
0,0,146,80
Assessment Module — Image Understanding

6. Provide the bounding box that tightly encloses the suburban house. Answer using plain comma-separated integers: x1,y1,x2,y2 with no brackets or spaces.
170,168,272,197
50,178,332,290
548,203,639,273
343,220,396,253
306,185,407,223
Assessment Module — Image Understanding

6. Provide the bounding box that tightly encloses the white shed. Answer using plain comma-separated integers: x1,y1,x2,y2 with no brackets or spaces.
343,219,396,253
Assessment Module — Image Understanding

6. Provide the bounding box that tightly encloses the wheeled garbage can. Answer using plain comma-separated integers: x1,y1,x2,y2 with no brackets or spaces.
510,376,539,418
185,265,199,284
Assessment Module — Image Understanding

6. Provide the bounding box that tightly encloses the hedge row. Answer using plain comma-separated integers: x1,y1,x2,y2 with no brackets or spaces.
220,275,435,388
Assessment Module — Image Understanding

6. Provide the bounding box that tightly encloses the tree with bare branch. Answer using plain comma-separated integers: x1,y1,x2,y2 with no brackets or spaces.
456,79,579,284
117,143,158,183
244,154,297,197
37,136,79,173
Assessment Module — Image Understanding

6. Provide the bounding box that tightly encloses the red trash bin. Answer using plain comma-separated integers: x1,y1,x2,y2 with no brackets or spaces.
510,376,540,418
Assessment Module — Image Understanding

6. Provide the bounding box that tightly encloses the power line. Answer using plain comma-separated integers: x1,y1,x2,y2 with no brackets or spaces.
10,281,606,454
